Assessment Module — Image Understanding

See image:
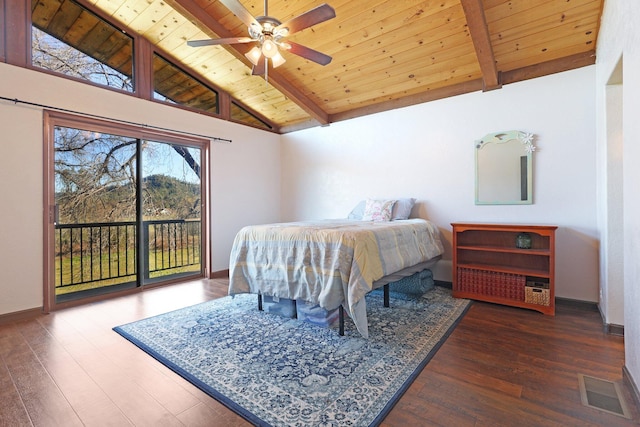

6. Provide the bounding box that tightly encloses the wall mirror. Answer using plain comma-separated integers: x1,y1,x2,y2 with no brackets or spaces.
475,130,535,205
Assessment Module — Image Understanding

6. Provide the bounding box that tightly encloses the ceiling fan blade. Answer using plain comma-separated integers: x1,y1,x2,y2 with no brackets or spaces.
187,37,254,47
275,4,336,35
252,57,266,75
286,41,332,65
219,0,260,29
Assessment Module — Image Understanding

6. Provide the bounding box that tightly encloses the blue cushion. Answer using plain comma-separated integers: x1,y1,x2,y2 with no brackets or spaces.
391,198,416,220
388,269,434,295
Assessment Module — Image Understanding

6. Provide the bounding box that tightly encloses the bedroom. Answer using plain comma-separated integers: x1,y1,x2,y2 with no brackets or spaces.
0,0,639,424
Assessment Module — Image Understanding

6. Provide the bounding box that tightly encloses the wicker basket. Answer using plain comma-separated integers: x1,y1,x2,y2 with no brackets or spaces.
525,282,550,306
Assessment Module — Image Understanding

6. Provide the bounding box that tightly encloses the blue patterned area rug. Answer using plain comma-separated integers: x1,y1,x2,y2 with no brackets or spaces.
113,286,470,426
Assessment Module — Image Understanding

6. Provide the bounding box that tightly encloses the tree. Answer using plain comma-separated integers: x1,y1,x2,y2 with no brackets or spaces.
36,27,202,223
32,27,133,91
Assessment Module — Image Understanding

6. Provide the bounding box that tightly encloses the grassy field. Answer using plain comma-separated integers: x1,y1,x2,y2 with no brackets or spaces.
55,248,201,295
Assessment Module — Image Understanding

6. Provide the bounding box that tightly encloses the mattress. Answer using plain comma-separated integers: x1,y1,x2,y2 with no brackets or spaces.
228,218,444,338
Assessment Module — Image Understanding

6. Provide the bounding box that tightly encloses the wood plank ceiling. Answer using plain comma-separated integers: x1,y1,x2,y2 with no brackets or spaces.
86,0,602,133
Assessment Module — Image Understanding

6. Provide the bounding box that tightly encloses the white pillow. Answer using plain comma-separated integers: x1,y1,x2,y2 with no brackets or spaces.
362,199,396,222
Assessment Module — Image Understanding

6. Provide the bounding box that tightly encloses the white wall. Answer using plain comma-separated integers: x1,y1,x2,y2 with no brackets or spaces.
596,0,640,397
0,62,280,315
598,73,623,327
281,66,598,303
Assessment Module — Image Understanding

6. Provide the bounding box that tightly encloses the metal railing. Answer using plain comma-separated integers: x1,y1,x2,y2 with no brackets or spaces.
55,219,201,291
143,219,202,279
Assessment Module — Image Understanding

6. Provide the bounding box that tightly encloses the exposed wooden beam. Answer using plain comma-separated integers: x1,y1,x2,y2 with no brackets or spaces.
167,0,329,125
460,0,500,91
279,118,323,134
501,50,596,85
260,78,328,126
322,50,597,133
326,79,485,127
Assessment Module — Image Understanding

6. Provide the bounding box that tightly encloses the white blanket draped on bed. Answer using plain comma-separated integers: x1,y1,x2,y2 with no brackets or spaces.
228,218,444,338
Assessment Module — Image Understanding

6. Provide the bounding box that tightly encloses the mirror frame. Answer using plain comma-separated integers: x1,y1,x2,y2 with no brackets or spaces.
475,130,535,205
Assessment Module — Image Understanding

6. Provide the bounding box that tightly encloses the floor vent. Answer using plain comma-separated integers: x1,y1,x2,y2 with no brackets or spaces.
578,374,631,419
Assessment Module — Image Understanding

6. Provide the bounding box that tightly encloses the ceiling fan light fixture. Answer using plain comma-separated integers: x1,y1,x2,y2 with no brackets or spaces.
270,51,286,68
274,27,289,38
245,46,262,65
278,41,292,51
261,37,278,58
248,23,262,39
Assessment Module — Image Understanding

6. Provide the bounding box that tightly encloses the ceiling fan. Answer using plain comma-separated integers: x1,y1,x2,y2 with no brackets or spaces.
188,0,336,77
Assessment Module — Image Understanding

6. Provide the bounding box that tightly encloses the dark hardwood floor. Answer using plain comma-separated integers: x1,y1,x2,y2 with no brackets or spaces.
1,279,638,426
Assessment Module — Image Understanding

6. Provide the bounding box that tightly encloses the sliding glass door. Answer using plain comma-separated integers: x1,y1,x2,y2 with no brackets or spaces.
141,141,202,284
46,112,208,307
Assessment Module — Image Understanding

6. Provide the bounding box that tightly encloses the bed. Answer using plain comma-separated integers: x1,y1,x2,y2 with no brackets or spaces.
228,215,444,338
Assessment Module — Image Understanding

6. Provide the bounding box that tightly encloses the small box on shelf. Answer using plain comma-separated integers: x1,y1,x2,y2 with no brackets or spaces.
525,280,550,306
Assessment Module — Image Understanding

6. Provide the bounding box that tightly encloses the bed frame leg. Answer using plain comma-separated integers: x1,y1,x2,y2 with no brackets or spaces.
384,284,390,308
339,306,345,336
258,294,263,311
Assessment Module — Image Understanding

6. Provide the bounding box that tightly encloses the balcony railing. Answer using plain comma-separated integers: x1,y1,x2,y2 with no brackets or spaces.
55,219,201,294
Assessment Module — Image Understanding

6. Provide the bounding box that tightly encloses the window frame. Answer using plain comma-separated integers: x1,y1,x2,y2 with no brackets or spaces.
43,109,212,312
30,0,136,95
152,52,220,116
231,100,274,131
2,0,278,132
0,0,5,62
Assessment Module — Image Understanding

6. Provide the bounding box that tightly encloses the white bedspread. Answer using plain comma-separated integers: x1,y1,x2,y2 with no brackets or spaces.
228,219,444,338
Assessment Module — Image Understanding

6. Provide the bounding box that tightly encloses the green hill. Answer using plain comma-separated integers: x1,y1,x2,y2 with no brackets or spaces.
56,174,200,224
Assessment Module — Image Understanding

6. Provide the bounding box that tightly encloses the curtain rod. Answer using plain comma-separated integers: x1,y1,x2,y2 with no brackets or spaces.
0,95,232,144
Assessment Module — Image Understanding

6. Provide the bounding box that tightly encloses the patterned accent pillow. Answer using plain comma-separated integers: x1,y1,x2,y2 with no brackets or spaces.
362,199,396,222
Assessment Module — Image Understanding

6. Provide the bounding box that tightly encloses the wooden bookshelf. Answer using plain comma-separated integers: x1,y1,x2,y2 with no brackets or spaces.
451,223,557,315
